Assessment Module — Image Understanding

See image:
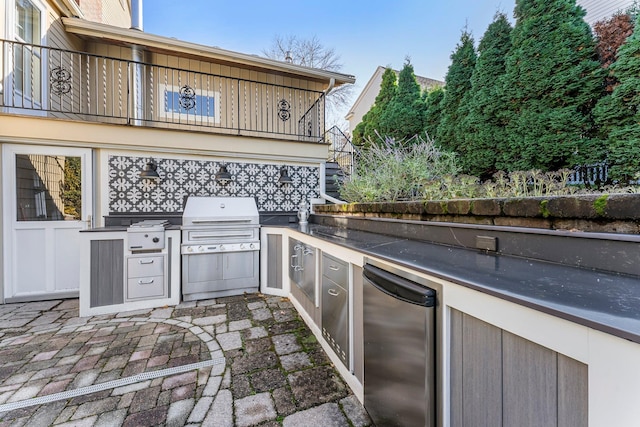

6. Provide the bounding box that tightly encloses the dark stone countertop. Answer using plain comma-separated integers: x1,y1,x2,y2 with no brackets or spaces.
286,223,640,344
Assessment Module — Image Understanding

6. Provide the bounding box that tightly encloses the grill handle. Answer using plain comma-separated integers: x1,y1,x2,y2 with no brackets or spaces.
190,219,253,224
189,232,253,239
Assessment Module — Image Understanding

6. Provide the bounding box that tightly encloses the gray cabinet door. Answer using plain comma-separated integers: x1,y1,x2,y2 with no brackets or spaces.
450,309,588,427
90,239,124,308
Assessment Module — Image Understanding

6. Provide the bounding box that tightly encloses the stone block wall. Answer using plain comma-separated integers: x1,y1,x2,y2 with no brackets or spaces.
313,194,640,234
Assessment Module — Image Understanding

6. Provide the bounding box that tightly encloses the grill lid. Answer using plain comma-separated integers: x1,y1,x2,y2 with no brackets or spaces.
182,197,259,227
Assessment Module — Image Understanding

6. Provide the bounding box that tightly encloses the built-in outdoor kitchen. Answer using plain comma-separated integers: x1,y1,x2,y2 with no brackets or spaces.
78,150,640,426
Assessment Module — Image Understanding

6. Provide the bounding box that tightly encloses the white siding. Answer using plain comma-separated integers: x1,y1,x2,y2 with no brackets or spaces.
577,0,635,25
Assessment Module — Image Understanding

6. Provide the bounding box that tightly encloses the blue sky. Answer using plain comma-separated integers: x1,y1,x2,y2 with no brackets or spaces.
144,0,516,122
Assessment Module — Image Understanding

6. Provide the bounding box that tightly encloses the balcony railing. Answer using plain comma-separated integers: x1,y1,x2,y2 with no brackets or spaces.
0,39,326,141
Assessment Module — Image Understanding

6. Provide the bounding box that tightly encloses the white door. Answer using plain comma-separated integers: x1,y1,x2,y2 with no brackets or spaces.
2,144,93,301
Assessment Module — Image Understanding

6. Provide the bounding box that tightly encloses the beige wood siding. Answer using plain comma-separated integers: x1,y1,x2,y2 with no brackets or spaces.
577,0,634,24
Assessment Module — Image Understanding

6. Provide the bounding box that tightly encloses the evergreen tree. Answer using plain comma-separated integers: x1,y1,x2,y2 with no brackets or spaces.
459,13,512,178
352,68,397,147
437,30,477,153
423,86,445,141
380,60,426,142
593,14,640,182
501,0,604,171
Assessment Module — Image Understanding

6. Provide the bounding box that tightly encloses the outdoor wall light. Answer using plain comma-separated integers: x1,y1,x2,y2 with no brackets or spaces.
278,166,293,184
140,158,160,180
215,164,232,183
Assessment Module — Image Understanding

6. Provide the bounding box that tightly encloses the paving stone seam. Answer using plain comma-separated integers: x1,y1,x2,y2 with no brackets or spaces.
0,313,225,413
0,357,225,413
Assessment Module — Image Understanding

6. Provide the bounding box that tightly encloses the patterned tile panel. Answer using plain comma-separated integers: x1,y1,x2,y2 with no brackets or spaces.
108,155,319,213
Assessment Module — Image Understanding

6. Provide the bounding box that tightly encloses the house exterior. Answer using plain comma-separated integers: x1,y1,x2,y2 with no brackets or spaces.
0,0,355,303
345,65,443,133
577,0,635,25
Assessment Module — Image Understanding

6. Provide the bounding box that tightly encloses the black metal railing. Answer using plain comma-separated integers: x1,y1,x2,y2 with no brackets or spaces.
0,39,326,141
568,163,608,186
325,125,359,176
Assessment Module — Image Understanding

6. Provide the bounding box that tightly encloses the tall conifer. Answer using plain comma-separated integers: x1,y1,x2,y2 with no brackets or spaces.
424,87,445,141
437,30,477,153
459,13,512,178
380,61,425,142
352,68,397,147
501,0,603,171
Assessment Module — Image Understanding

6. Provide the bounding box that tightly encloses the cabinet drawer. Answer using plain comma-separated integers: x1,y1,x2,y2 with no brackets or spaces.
127,276,165,300
128,256,164,278
322,253,348,285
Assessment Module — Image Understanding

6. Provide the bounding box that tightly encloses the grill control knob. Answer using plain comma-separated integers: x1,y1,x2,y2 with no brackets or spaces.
220,245,225,251
187,247,193,253
152,237,160,243
250,243,255,249
198,246,204,252
240,244,245,250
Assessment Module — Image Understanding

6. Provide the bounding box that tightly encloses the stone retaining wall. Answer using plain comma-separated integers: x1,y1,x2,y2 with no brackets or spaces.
313,194,640,234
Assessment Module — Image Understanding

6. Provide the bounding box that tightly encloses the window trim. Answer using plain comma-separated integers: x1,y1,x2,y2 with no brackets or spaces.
159,84,221,124
4,0,48,109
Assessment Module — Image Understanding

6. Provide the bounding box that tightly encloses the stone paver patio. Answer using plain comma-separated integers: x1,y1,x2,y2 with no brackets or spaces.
0,294,371,426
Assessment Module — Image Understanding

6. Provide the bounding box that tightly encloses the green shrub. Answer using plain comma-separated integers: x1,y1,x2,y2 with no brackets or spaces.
340,145,640,203
339,134,459,202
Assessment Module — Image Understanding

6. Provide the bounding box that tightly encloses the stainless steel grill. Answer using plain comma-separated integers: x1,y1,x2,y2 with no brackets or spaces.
181,197,260,301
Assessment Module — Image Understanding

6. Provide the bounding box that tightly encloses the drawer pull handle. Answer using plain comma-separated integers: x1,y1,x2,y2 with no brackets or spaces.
328,288,340,297
139,259,154,264
138,279,155,285
328,265,340,271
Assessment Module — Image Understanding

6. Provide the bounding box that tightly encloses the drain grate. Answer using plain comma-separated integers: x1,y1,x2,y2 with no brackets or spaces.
0,357,225,413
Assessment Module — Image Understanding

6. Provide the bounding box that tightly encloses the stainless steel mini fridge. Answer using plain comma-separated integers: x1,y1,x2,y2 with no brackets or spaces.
363,263,436,427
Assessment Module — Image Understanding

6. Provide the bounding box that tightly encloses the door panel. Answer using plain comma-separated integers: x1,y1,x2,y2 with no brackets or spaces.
14,228,46,293
54,227,82,291
3,144,93,301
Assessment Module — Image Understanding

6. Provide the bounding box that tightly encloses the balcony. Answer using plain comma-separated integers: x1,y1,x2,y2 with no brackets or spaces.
0,40,326,142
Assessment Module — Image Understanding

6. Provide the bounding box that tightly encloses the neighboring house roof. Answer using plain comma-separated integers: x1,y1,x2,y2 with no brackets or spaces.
577,0,635,25
62,18,356,87
345,66,443,128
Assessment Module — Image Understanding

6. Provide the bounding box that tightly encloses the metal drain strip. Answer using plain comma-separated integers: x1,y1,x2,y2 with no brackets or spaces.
0,357,225,413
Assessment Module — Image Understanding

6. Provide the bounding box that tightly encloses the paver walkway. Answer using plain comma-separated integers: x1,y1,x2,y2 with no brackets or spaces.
0,294,371,426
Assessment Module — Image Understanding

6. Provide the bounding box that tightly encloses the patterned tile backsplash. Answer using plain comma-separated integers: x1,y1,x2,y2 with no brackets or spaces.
108,155,319,213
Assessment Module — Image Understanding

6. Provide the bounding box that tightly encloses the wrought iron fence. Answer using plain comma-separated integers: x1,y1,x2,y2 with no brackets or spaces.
567,163,608,185
324,125,359,176
0,39,326,141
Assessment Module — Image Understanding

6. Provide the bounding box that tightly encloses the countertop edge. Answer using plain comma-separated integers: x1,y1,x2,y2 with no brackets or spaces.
276,224,640,345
